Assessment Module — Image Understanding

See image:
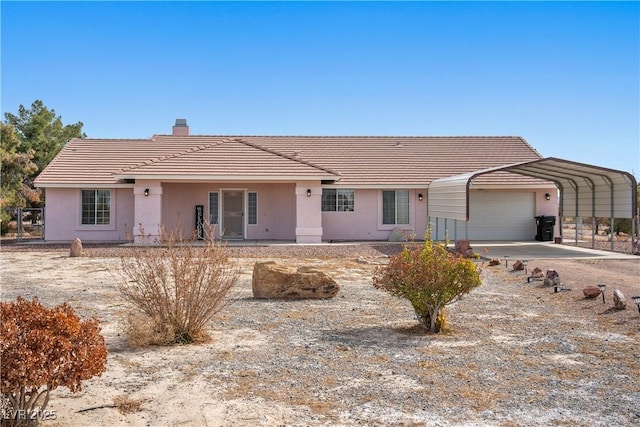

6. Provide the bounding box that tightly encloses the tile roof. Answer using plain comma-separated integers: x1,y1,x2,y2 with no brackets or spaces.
35,135,545,187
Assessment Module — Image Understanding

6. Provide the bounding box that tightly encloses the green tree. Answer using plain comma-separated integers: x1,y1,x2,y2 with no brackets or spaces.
373,235,482,333
1,124,38,234
2,100,85,208
1,124,38,206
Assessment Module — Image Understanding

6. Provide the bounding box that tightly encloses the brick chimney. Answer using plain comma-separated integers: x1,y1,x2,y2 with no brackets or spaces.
172,119,189,136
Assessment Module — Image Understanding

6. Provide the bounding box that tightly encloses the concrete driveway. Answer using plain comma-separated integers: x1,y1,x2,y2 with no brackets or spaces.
469,241,638,260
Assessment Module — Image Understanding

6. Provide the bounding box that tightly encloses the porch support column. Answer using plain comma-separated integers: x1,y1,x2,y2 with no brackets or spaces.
133,184,163,244
295,183,323,243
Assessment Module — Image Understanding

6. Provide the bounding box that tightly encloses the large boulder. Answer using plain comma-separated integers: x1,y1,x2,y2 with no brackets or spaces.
252,261,340,300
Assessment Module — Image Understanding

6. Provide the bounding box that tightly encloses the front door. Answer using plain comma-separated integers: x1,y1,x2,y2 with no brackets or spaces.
222,191,244,238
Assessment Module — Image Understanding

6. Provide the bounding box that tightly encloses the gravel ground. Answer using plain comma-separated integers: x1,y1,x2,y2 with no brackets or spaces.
1,242,639,426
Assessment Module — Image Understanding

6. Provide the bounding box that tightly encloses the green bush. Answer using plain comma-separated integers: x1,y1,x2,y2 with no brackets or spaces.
373,236,482,333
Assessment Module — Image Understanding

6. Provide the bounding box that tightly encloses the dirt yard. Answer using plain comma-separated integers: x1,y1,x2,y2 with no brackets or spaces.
1,243,639,426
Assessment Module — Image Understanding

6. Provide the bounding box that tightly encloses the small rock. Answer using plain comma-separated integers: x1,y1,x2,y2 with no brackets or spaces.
388,228,405,242
613,289,626,309
512,260,524,271
454,240,474,258
530,267,544,278
583,286,601,299
543,270,560,287
70,237,83,257
488,259,501,266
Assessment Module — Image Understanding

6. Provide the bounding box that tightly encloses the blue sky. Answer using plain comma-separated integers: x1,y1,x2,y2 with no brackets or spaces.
2,1,639,177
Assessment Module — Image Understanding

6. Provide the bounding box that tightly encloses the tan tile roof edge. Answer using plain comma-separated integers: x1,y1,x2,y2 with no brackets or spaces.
233,138,341,176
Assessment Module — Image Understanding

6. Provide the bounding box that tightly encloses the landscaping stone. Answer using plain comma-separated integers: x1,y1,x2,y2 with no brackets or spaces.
454,240,474,258
583,286,601,299
252,261,340,300
543,270,560,287
388,228,405,242
530,267,544,278
70,238,83,257
613,289,626,309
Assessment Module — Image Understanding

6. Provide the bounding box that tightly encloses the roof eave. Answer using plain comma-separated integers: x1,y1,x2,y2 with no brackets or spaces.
113,173,340,182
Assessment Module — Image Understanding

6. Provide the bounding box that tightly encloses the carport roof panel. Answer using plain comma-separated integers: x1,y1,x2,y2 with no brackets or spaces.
428,157,637,220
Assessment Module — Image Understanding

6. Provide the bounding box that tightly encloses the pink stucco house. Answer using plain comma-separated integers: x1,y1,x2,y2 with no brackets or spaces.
35,120,561,243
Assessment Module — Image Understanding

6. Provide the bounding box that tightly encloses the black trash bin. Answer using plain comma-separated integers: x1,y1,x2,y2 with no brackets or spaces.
535,215,556,241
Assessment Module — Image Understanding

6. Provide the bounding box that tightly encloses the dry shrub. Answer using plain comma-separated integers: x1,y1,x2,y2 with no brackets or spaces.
118,227,238,345
122,311,175,347
373,232,481,333
113,395,145,414
1,297,107,427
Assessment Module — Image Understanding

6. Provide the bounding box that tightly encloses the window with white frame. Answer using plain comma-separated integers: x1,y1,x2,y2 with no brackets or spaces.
322,189,355,212
382,190,409,225
81,189,111,225
209,192,219,225
248,192,258,225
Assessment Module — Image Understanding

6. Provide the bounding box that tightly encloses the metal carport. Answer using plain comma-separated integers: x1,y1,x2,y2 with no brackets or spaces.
428,157,637,250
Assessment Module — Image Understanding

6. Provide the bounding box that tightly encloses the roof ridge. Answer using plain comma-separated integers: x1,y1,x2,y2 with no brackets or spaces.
155,134,524,139
117,140,226,174
73,138,154,142
232,138,341,176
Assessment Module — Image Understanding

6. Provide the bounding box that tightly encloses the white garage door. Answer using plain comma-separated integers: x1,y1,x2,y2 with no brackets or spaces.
467,192,535,240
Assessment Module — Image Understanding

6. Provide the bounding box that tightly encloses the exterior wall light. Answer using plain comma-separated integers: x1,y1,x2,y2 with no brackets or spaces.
306,189,311,197
597,284,606,304
418,193,423,201
144,188,150,197
545,193,551,201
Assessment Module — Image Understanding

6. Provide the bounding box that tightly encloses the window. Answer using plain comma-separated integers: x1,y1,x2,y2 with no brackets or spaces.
209,192,219,225
382,190,409,225
248,192,257,225
322,189,354,212
81,190,110,225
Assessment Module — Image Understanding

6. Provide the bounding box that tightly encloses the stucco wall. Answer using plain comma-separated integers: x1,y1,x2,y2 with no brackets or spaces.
44,187,134,242
42,185,558,243
161,182,296,240
321,189,428,241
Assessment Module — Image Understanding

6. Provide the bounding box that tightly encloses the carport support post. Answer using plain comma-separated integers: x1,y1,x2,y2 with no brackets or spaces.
454,219,458,240
444,218,448,241
610,217,615,251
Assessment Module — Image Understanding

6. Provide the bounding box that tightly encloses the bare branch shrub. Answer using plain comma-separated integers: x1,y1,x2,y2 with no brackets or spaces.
113,395,145,414
117,226,238,344
1,297,107,426
373,233,482,333
121,311,175,347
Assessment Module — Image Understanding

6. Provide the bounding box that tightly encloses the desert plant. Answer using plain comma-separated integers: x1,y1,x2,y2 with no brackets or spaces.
373,234,482,333
118,227,238,344
0,297,107,427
